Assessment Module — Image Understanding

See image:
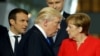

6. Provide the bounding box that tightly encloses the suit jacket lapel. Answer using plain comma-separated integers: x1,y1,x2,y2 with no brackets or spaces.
5,33,14,56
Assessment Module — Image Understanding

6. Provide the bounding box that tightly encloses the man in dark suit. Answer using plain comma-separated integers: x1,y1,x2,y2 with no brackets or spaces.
0,25,8,37
46,0,70,55
0,25,8,34
0,8,29,56
22,7,62,56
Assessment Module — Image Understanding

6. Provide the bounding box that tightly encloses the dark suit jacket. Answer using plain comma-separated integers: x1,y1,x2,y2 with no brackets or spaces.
0,32,14,56
0,26,24,56
0,25,8,37
22,26,55,56
53,12,70,55
0,25,14,56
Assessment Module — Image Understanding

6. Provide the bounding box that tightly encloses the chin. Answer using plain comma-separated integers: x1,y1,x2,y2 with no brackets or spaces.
69,35,73,39
69,37,72,39
21,31,25,34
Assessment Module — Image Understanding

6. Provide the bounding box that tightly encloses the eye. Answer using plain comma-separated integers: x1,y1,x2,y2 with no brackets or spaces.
56,1,60,4
68,26,72,29
21,20,24,22
48,2,53,4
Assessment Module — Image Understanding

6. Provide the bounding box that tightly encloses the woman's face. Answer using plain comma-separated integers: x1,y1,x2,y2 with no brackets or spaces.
66,20,82,39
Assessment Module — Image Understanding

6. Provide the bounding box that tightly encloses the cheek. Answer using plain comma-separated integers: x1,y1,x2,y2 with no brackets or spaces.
50,25,57,33
51,25,57,31
70,30,79,37
67,29,76,36
59,3,63,8
15,24,23,29
54,24,59,30
57,5,61,9
48,5,53,7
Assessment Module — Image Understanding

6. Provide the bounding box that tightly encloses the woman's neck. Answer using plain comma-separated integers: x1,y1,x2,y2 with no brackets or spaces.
75,34,87,50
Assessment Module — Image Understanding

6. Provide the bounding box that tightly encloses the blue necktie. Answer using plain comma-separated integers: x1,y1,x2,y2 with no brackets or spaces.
47,38,51,45
47,37,53,46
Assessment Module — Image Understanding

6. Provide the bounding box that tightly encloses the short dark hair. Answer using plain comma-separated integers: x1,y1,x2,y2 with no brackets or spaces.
8,8,28,26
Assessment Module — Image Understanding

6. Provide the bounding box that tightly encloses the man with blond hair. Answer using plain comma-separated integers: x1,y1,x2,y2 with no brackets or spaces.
46,0,70,55
22,7,62,56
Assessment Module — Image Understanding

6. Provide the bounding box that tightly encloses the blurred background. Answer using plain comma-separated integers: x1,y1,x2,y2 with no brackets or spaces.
0,0,100,37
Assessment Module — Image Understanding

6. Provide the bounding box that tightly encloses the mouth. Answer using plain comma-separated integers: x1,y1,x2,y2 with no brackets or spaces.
23,28,27,31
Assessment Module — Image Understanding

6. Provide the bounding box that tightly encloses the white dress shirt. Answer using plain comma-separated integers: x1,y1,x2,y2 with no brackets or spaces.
8,30,21,52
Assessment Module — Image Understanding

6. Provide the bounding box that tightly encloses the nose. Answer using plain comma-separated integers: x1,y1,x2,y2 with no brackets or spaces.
24,21,28,27
53,3,57,9
58,24,60,30
66,27,69,32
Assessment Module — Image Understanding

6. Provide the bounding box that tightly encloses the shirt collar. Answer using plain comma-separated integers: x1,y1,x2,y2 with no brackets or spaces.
61,11,63,15
34,24,47,39
8,30,21,37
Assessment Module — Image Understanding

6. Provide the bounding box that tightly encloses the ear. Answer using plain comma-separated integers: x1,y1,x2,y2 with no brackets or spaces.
43,19,48,26
78,27,82,33
10,19,15,25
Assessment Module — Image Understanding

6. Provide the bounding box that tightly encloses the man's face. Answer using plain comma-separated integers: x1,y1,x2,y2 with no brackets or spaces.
46,0,64,12
10,12,29,34
46,17,61,37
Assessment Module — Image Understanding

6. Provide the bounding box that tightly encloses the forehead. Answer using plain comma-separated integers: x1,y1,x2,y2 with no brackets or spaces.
47,0,63,2
68,21,77,28
16,12,27,17
16,12,28,19
48,16,61,23
68,20,75,25
53,16,61,21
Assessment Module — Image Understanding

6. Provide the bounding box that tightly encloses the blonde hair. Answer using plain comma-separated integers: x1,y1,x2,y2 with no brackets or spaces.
66,13,91,35
35,7,62,24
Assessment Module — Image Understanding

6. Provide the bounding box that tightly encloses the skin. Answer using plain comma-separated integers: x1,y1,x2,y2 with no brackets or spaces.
10,12,29,35
66,20,87,49
46,0,64,12
45,17,61,37
66,21,87,49
66,20,81,40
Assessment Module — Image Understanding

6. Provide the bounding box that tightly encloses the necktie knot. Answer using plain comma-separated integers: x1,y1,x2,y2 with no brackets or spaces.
14,36,19,42
14,36,19,38
47,37,53,46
